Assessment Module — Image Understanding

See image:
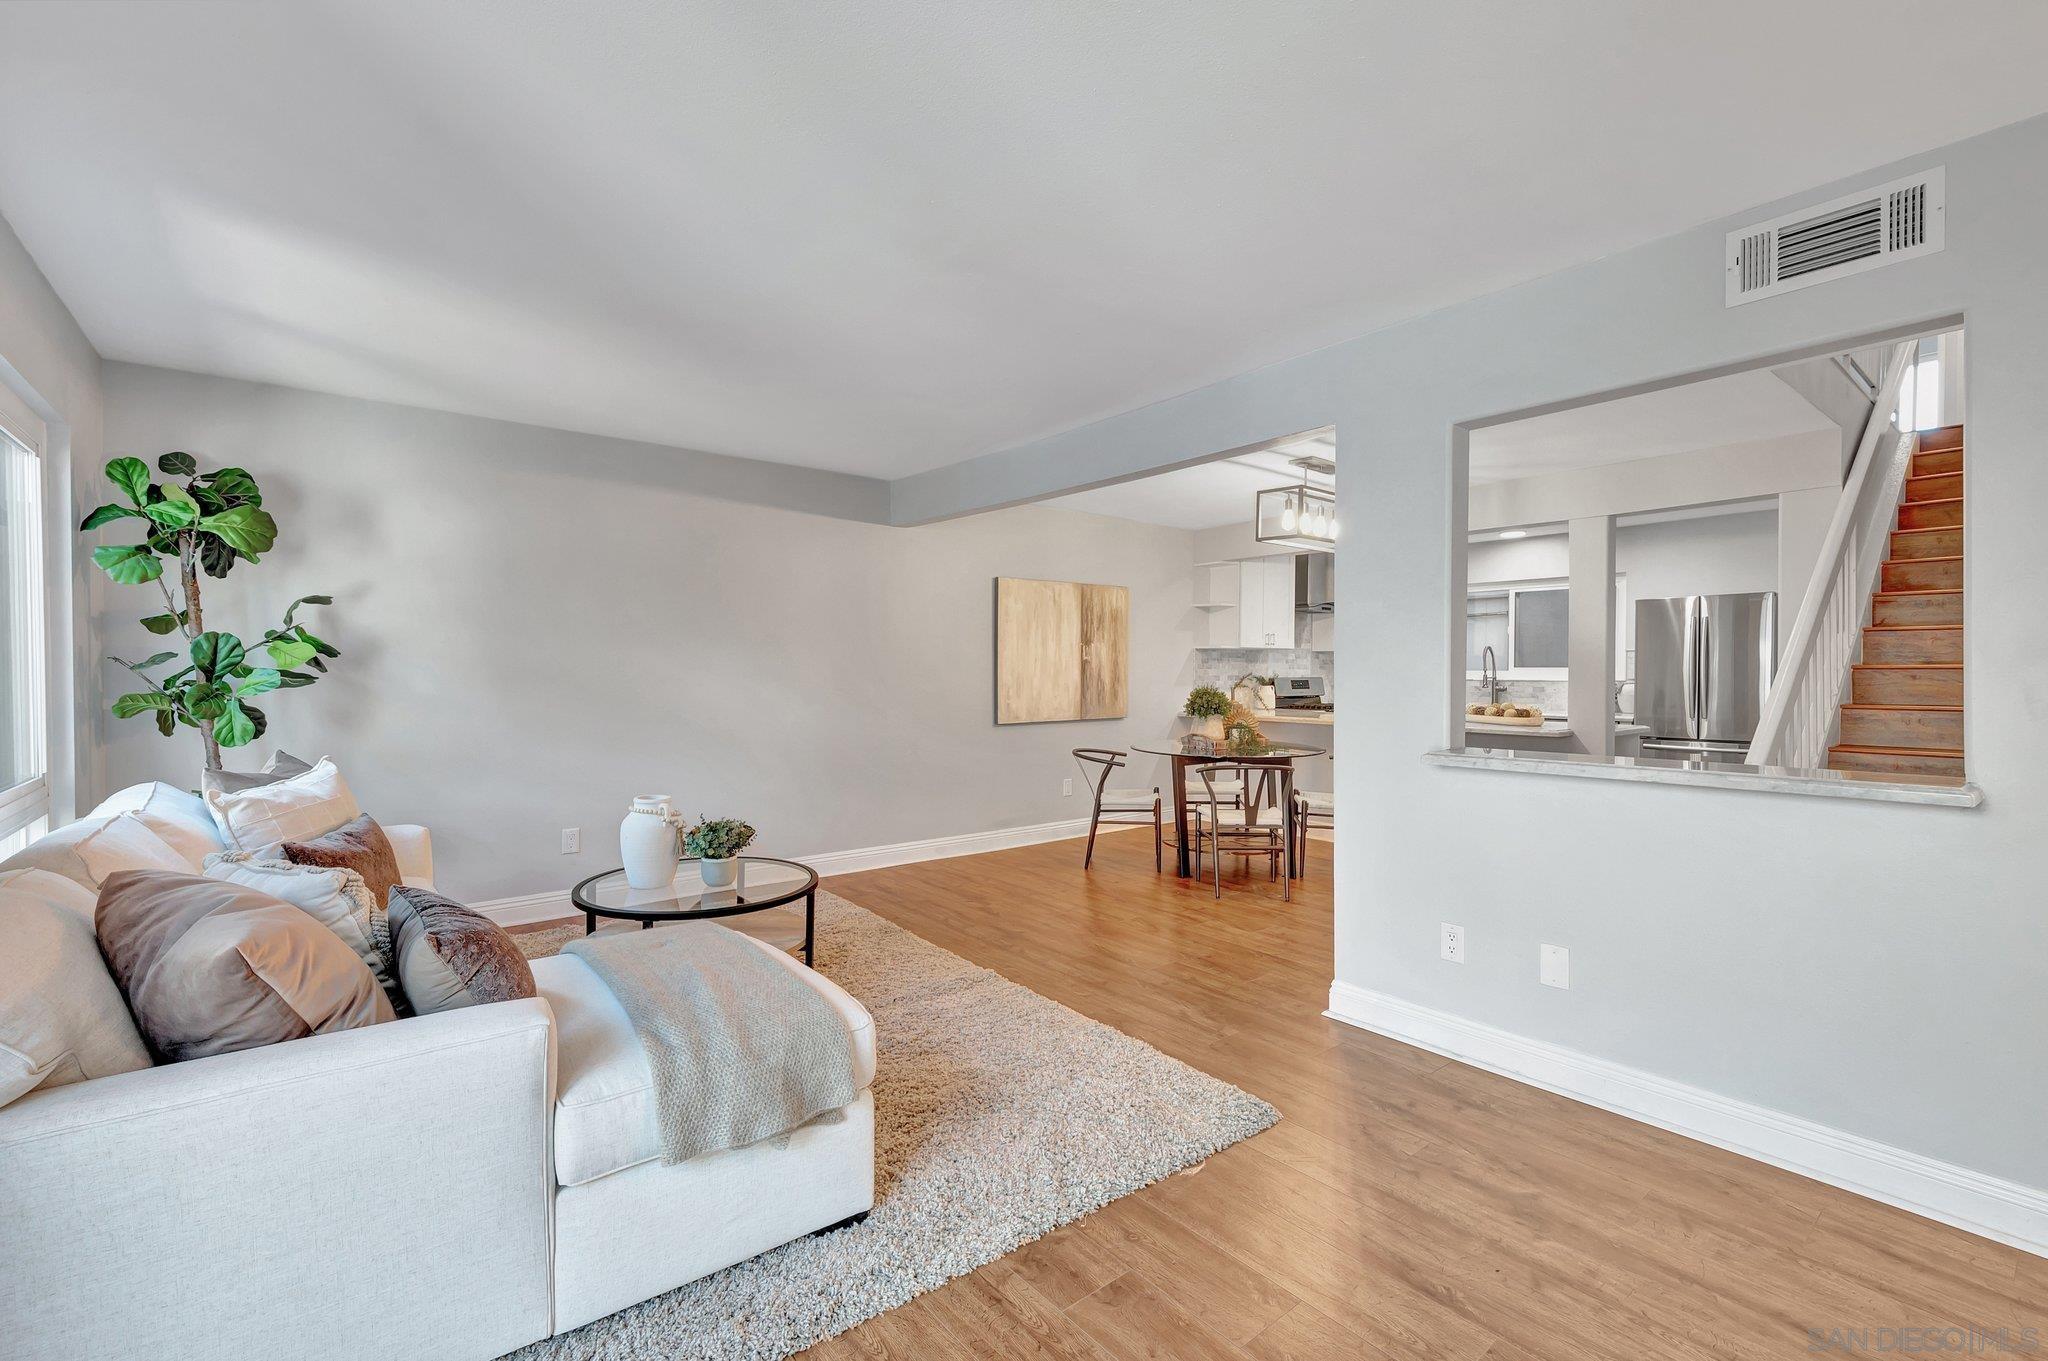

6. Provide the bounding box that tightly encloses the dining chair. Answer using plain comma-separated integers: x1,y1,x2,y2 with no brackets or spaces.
1291,788,1334,879
1190,763,1289,901
1072,748,1162,871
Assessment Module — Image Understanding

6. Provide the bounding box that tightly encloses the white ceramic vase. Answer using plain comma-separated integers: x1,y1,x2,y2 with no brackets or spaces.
620,795,679,889
1195,715,1227,740
699,855,739,889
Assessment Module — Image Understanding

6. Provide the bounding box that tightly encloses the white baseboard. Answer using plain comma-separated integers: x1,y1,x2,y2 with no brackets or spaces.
1325,980,2048,1258
474,815,1105,928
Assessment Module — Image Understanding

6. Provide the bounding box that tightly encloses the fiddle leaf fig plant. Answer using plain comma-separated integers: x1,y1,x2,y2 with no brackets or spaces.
82,451,337,771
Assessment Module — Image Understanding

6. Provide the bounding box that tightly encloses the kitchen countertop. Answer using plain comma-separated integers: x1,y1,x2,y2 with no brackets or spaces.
1424,745,1982,807
1464,720,1653,740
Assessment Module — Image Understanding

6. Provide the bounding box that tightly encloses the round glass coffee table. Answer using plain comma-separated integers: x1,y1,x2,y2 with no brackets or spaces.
569,857,821,964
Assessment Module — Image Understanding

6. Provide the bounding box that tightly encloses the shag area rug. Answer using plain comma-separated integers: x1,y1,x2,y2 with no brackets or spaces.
504,891,1278,1361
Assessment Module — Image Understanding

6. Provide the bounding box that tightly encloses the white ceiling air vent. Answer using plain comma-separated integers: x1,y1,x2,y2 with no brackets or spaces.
1725,167,1944,307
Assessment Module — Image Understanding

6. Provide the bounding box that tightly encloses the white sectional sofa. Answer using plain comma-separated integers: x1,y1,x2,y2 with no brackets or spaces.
0,782,875,1360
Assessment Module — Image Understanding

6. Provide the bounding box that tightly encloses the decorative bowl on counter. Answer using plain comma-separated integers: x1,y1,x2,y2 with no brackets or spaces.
1466,704,1547,728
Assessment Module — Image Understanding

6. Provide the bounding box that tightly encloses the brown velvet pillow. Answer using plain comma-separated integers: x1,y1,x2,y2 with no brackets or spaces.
281,815,402,917
96,869,394,1063
387,887,535,1015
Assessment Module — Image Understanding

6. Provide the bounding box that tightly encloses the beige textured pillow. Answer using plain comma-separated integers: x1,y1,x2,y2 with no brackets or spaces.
388,887,535,1015
202,756,360,857
97,869,393,1063
0,869,153,1105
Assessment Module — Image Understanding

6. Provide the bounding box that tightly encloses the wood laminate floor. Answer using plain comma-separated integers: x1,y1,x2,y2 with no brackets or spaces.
785,828,2044,1360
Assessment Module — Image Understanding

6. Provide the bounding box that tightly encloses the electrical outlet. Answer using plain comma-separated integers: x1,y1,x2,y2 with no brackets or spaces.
1439,922,1466,964
1540,943,1570,989
560,827,581,855
1061,778,1073,797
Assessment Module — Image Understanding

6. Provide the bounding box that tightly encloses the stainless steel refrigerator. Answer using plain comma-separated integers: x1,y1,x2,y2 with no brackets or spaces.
1634,593,1777,765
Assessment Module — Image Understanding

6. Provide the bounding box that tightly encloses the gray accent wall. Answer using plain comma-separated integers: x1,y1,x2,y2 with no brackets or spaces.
882,114,2048,1191
97,364,1200,899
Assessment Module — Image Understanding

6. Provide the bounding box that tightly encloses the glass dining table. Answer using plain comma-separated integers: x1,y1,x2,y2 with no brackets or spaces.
1130,735,1328,880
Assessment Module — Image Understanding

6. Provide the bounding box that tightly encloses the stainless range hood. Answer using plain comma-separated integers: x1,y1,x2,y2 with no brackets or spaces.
1295,552,1335,612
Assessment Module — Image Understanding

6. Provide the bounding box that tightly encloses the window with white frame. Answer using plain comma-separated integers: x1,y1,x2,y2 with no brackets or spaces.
1466,576,1628,680
1893,335,1943,432
1466,580,1569,677
0,386,48,856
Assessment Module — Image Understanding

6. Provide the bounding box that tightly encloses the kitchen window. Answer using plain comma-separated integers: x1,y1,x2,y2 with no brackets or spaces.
1466,580,1569,678
0,384,49,854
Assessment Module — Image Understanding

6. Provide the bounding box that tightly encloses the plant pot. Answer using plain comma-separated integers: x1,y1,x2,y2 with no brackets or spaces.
699,856,739,888
620,796,678,889
1195,715,1226,740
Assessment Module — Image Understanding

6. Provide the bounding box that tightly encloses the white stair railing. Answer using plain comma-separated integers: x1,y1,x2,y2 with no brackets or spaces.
1747,339,1919,770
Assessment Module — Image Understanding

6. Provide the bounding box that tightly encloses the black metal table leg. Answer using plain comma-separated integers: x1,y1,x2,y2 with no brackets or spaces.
583,910,595,935
803,890,816,965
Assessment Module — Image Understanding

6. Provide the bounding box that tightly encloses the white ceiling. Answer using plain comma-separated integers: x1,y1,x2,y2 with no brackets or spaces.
3,3,2046,479
1467,370,1842,486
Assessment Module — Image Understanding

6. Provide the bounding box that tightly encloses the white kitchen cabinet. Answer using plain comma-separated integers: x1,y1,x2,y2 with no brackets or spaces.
1259,559,1295,647
1196,558,1297,648
1308,611,1335,652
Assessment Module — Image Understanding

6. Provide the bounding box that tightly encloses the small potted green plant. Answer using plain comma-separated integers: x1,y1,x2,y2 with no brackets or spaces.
685,816,757,888
1184,686,1231,740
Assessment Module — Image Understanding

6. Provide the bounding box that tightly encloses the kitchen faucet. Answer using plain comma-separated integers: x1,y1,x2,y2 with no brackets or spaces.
1480,646,1507,706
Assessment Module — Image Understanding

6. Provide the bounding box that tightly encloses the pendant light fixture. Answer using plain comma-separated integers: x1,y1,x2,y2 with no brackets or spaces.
1255,455,1337,551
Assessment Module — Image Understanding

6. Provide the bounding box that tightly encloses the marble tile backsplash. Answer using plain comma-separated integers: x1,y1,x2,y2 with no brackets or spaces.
1463,677,1567,711
1194,648,1335,705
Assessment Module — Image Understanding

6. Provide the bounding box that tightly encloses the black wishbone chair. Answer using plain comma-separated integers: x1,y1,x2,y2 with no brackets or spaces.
1072,748,1162,872
1191,762,1289,901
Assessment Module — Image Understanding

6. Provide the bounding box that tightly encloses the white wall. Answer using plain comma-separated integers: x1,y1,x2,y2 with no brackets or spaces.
882,114,2048,1198
97,364,1199,900
0,208,101,821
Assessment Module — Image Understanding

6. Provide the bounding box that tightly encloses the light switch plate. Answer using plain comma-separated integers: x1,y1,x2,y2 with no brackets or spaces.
1540,943,1570,989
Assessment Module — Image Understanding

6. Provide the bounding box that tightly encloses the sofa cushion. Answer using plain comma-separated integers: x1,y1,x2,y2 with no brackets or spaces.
203,756,359,857
0,869,154,1106
533,938,875,1188
388,887,535,1015
205,851,404,1016
97,869,394,1063
0,812,193,889
281,815,403,924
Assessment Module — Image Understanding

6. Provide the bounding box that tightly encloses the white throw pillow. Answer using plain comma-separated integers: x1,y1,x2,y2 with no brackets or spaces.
89,782,228,869
0,812,193,890
203,756,361,858
204,852,404,1015
0,868,154,1106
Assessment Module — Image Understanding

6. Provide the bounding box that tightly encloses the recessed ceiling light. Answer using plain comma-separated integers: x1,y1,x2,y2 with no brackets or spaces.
1499,529,1528,539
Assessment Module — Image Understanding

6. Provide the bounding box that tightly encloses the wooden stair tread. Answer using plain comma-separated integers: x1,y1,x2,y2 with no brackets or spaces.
1831,743,1964,758
1900,496,1962,507
1875,588,1960,596
1891,525,1961,537
1841,703,1961,713
1853,662,1961,670
1866,623,1961,631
